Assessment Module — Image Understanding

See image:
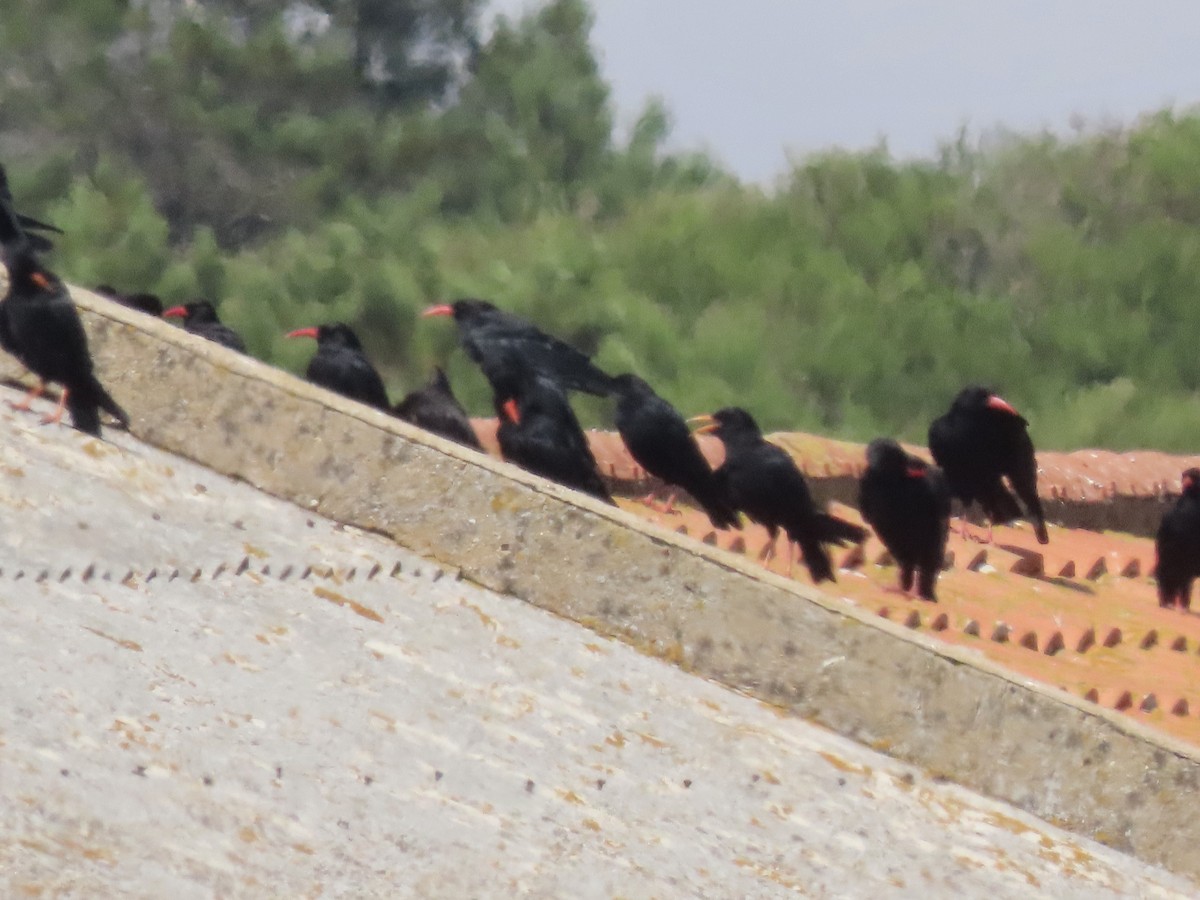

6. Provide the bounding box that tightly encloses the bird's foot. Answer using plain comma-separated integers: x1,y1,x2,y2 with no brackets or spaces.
40,390,67,426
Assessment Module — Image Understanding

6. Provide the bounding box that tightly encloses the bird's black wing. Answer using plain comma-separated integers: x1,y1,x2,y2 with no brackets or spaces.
466,313,613,397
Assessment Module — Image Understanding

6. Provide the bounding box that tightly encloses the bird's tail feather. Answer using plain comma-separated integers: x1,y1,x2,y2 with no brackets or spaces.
814,514,868,546
68,375,128,437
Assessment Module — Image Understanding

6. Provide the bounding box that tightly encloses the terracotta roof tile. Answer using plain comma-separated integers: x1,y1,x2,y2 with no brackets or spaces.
465,423,1198,750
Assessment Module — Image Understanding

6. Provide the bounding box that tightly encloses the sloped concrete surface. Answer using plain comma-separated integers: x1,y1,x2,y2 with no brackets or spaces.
0,399,1192,897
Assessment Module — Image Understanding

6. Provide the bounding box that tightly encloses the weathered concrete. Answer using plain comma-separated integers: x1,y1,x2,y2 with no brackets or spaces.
2,288,1198,884
1,401,1195,897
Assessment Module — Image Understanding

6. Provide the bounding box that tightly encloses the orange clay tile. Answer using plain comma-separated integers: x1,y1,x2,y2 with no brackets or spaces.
465,420,1200,750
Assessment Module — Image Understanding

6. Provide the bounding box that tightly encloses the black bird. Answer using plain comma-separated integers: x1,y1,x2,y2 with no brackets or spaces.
1155,468,1200,610
859,438,952,602
163,300,247,353
0,163,62,253
287,323,390,410
422,299,614,397
610,373,738,529
693,407,866,583
0,245,128,436
393,367,484,451
928,385,1049,544
94,285,164,316
490,359,614,505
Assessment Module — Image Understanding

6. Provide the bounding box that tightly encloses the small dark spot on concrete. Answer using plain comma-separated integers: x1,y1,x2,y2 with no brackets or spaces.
133,766,146,777
683,779,692,788
203,775,213,786
432,569,444,583
363,775,374,785
782,641,797,657
306,519,315,528
337,820,350,830
60,769,70,777
276,766,283,779
837,777,846,787
596,779,606,790
194,483,207,494
77,521,89,530
232,519,245,531
151,513,161,521
434,770,443,781
899,772,915,786
525,779,535,793
751,774,760,783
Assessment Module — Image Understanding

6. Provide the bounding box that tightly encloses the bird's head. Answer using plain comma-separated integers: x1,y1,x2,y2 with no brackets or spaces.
421,298,496,323
164,300,218,323
1182,468,1200,496
285,323,362,350
689,407,761,443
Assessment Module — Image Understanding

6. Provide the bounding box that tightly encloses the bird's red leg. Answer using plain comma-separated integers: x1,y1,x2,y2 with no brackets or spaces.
659,491,680,515
9,381,45,412
41,388,68,426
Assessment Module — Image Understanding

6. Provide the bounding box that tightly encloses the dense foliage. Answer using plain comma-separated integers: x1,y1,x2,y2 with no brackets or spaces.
3,0,1199,451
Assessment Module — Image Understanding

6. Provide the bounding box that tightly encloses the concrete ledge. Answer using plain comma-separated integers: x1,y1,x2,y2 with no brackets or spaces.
9,286,1199,884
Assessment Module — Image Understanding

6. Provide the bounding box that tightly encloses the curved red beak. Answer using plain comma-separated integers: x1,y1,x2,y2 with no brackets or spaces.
687,413,717,435
986,395,1019,416
162,306,187,319
286,327,320,339
421,304,454,318
501,398,520,424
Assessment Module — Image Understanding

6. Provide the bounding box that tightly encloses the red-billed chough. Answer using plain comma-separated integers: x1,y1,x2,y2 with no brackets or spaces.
94,285,164,317
692,407,865,583
422,299,614,397
163,300,247,353
489,357,614,505
859,438,952,602
610,373,738,529
393,367,483,451
928,385,1048,544
287,323,390,411
1155,468,1200,610
0,245,128,436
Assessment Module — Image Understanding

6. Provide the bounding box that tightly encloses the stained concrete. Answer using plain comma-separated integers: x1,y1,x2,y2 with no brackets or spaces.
0,286,1197,886
0,397,1195,897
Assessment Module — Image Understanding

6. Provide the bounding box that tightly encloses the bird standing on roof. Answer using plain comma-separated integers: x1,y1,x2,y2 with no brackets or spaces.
163,300,247,353
0,244,128,436
422,299,614,397
286,322,391,411
928,386,1049,544
489,356,614,505
610,373,738,529
393,367,483,451
692,407,866,583
1155,468,1200,610
94,285,164,317
859,438,952,602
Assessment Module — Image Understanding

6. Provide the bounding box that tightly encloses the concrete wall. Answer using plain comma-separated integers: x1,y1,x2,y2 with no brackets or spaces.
10,288,1199,884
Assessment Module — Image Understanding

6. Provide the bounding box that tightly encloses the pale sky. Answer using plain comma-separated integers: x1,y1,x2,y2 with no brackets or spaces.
488,0,1200,183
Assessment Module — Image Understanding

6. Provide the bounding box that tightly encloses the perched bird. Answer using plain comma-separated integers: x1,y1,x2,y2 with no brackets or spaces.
489,358,614,505
693,407,866,583
393,367,483,451
0,163,62,253
858,438,952,602
422,299,614,397
928,385,1049,544
287,322,390,410
1155,468,1200,610
610,373,738,529
94,285,164,317
0,245,128,436
163,300,247,353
